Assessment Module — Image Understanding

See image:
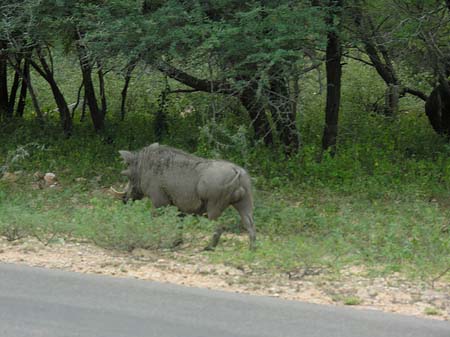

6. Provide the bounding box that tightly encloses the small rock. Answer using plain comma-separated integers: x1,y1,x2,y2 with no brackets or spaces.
368,289,379,298
75,177,87,182
1,172,18,183
132,248,156,260
195,266,213,275
31,182,43,190
44,172,57,185
33,171,44,180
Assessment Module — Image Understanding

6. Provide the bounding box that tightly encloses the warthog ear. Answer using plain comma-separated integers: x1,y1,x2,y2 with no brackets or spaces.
119,150,136,164
121,169,131,177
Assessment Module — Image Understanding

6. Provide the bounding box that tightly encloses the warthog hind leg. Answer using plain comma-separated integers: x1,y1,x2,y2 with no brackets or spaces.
204,204,226,251
233,197,256,250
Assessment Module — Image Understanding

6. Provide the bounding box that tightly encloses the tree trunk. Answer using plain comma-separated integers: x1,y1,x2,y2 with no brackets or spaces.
155,89,169,141
97,62,107,115
384,84,399,116
240,85,273,146
24,61,43,120
0,41,8,119
16,60,28,118
77,43,104,131
268,71,299,155
71,80,84,119
30,50,72,135
7,61,21,118
121,62,136,121
425,82,450,136
81,93,87,122
51,82,72,134
322,0,343,154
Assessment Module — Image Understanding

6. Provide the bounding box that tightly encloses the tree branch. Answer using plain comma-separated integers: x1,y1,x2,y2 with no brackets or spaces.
300,62,323,74
402,87,428,101
344,53,375,67
155,61,232,94
167,88,200,94
28,58,48,80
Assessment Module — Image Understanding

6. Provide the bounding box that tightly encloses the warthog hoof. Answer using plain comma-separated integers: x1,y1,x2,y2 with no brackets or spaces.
170,237,183,249
203,245,216,252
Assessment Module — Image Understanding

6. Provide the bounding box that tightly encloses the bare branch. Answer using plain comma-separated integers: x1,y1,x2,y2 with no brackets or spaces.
402,87,428,101
155,60,232,94
166,88,200,94
344,54,375,67
300,62,323,74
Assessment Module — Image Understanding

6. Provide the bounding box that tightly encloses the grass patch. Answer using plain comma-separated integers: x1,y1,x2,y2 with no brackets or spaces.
424,307,442,316
343,297,363,306
331,294,363,305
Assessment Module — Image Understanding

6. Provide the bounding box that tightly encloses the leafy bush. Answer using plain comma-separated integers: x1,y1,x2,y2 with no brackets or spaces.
74,197,190,251
1,143,47,174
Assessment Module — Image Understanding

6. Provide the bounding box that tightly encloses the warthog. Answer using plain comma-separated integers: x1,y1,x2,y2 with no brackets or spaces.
114,143,256,250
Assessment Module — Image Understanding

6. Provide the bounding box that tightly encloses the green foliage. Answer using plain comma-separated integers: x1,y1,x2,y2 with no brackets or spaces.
1,142,46,174
0,190,72,242
0,203,32,241
424,307,442,316
74,198,183,251
343,296,363,306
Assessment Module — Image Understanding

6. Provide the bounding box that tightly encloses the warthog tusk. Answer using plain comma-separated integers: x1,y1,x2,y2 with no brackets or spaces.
110,186,126,196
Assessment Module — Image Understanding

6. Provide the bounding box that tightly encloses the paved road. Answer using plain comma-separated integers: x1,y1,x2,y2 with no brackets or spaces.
0,263,449,337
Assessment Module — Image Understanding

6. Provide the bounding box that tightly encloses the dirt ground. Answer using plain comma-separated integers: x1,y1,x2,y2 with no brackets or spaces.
0,236,449,321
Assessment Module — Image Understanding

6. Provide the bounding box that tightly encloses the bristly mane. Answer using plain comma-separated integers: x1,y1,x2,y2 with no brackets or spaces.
137,144,206,174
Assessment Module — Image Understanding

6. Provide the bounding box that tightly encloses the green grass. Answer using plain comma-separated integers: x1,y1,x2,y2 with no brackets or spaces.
332,295,363,306
343,297,363,306
424,307,442,316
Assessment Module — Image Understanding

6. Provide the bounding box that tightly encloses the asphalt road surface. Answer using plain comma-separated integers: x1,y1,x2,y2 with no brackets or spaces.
0,263,449,337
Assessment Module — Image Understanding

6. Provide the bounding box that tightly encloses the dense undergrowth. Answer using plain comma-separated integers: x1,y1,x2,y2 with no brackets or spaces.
0,60,449,285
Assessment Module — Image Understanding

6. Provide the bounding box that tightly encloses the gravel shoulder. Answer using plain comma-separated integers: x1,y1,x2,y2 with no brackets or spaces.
0,236,449,321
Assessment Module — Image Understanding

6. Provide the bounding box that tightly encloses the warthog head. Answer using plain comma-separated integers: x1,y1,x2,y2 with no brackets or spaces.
112,150,145,203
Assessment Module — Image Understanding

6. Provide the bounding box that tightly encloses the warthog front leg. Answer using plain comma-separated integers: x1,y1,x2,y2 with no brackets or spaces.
171,213,185,248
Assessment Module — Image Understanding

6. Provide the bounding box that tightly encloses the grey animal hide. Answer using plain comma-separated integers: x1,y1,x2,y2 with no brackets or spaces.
119,143,256,250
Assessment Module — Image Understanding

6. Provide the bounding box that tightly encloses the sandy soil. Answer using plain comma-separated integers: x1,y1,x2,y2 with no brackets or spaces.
0,236,448,321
